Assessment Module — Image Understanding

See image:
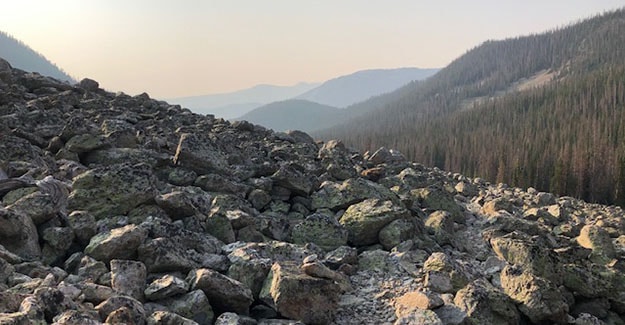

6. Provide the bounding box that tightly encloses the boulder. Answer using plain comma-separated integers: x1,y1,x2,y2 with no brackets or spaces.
95,295,146,325
410,187,464,222
145,274,189,301
158,289,214,325
311,178,399,211
576,224,617,263
290,213,348,251
173,133,229,174
84,224,147,263
271,164,313,196
0,207,41,259
453,279,520,325
110,259,147,301
394,291,444,317
68,163,158,220
424,210,455,246
379,218,417,250
500,265,569,324
154,187,212,219
393,310,443,325
187,268,253,315
260,262,341,324
340,199,411,246
214,312,257,325
146,311,199,325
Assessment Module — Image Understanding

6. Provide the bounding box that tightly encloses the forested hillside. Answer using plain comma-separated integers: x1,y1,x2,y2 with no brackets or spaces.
0,31,74,82
318,8,625,205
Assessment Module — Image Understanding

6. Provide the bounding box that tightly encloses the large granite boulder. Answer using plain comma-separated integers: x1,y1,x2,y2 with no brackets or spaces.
68,163,158,220
453,279,520,325
260,262,341,324
500,265,569,324
339,198,411,246
187,268,254,315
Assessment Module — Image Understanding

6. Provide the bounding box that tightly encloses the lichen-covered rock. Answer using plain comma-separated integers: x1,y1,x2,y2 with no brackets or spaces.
95,295,146,325
146,311,199,325
290,213,348,251
155,187,212,220
500,265,569,324
424,210,455,246
260,262,340,325
393,310,443,325
0,207,41,260
66,210,97,246
214,312,257,325
577,224,617,263
410,187,464,222
423,252,468,293
311,178,399,211
227,258,272,299
454,279,520,325
145,274,189,301
68,163,158,220
138,234,227,273
158,289,214,325
379,218,417,250
84,224,147,263
340,199,411,246
187,268,253,315
110,259,147,301
173,133,229,175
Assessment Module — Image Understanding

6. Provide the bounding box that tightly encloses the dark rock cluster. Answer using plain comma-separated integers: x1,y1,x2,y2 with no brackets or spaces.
1,57,624,324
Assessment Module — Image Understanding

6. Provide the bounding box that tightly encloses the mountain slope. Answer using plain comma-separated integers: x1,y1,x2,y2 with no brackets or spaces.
318,8,625,206
296,68,439,107
238,99,345,133
166,82,318,119
0,31,74,82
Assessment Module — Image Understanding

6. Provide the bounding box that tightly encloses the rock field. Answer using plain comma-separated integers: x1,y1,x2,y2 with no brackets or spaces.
0,57,624,324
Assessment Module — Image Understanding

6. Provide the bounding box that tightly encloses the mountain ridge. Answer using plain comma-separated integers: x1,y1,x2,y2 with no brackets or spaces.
0,30,75,82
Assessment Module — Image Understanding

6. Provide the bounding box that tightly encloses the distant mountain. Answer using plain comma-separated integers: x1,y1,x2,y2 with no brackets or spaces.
296,68,439,107
238,99,346,133
166,83,319,119
318,8,625,206
0,31,74,82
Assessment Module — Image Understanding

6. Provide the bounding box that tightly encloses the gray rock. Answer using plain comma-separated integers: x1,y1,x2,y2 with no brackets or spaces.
159,289,214,325
290,213,348,251
270,164,313,196
433,304,467,325
311,178,399,211
67,210,98,246
145,274,189,301
68,163,158,220
95,295,146,325
394,310,443,325
453,279,520,325
0,207,40,260
260,262,340,325
500,265,569,324
340,199,411,246
215,312,258,325
173,133,229,175
227,258,272,299
110,259,147,301
379,218,417,250
187,268,253,315
147,311,199,325
84,224,147,263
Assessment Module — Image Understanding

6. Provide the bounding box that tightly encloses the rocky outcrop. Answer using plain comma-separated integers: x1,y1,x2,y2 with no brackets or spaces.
0,58,624,324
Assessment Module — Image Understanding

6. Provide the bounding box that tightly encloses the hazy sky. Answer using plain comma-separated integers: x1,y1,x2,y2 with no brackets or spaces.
1,1,623,98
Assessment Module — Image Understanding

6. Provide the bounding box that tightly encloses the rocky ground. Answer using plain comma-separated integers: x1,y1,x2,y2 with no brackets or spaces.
0,57,624,324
